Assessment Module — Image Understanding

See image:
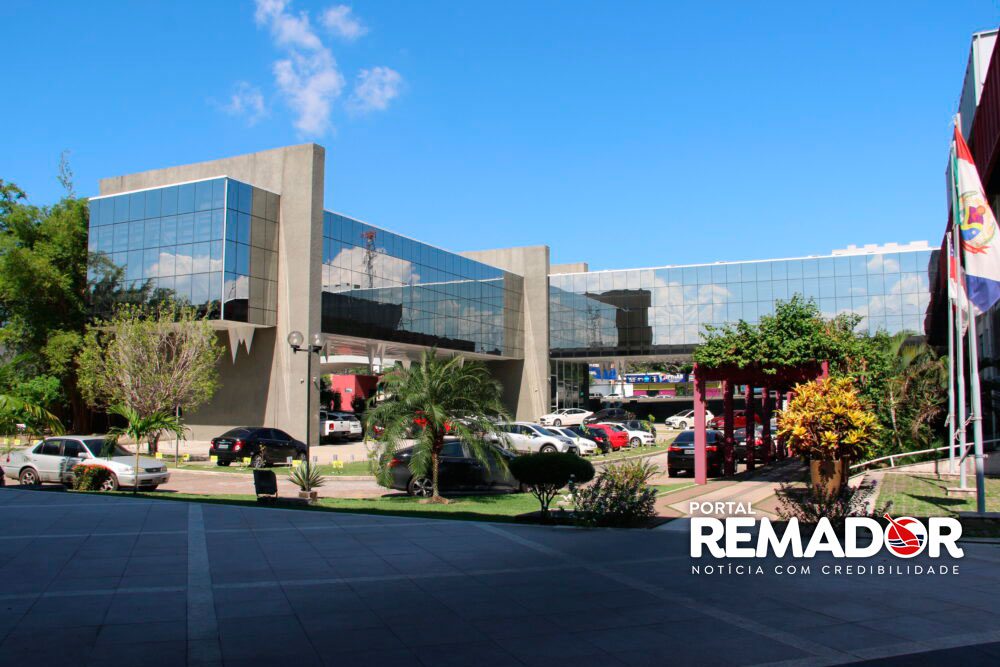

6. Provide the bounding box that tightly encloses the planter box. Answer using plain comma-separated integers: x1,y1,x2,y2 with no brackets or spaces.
809,459,846,496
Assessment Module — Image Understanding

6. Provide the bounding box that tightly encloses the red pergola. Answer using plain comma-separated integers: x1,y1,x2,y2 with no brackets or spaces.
690,361,829,484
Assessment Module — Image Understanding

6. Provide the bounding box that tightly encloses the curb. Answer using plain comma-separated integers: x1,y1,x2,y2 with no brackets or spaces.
169,468,376,482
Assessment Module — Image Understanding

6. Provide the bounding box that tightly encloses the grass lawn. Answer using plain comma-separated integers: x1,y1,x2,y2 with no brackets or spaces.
878,473,1000,516
90,481,695,523
169,460,373,476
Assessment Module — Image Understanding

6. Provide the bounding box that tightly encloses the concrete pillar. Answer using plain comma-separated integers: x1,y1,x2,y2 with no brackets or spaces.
745,385,756,472
461,246,550,421
723,380,736,476
693,364,707,485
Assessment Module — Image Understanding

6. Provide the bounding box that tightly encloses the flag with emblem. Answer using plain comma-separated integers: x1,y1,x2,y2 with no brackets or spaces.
953,125,1000,314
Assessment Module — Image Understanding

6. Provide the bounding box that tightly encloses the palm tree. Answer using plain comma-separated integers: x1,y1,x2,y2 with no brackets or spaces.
0,394,64,438
364,350,509,503
105,404,186,494
883,332,947,453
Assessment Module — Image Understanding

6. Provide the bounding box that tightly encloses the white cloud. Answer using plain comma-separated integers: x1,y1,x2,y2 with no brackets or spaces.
349,66,403,113
245,0,400,136
223,82,266,126
321,5,367,40
274,50,345,136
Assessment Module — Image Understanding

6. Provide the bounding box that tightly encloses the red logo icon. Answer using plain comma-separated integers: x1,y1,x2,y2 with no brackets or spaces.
883,514,927,558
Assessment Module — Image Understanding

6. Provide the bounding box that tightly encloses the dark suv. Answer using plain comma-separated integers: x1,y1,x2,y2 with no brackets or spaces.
209,427,306,467
386,441,522,496
584,408,630,424
667,429,724,477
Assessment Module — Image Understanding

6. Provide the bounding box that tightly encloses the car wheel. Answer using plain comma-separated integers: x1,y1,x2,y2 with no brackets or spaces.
100,474,119,492
553,419,562,426
147,485,159,491
630,437,641,448
251,454,267,469
679,421,688,430
18,467,40,486
407,476,433,497
539,444,557,453
216,460,230,467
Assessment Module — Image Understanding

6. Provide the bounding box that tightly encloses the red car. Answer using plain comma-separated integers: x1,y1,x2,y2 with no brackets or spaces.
708,410,747,430
585,423,628,451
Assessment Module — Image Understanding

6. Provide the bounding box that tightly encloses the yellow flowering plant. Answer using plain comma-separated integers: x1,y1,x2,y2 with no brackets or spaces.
777,377,879,462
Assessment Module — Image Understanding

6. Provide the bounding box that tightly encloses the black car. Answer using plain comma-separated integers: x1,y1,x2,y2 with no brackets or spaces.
209,427,307,467
584,407,630,424
667,429,724,477
570,425,612,454
386,441,523,497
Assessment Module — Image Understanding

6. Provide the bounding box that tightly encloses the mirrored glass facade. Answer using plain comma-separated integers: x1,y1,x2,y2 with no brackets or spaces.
322,212,524,356
549,248,937,358
87,177,278,325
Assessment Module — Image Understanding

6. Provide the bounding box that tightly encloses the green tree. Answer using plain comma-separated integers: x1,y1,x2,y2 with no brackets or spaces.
364,350,508,502
105,404,185,493
0,178,97,431
0,393,64,436
78,301,223,452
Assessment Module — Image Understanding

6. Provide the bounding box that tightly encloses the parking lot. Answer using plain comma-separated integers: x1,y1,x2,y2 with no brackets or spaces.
1,486,998,666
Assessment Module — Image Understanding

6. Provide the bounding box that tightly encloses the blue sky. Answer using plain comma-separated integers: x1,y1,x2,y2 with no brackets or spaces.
2,1,998,269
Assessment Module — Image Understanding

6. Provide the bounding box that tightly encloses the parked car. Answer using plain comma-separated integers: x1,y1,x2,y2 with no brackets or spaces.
492,423,578,454
584,407,630,424
733,424,775,462
667,429,724,477
209,427,306,467
570,425,612,454
386,441,522,496
621,419,655,435
613,422,656,448
2,436,169,490
664,409,715,430
538,408,593,427
585,423,628,451
708,410,747,430
549,426,599,455
321,411,364,441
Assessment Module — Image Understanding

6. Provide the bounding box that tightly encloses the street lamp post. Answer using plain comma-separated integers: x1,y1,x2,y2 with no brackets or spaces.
287,331,324,464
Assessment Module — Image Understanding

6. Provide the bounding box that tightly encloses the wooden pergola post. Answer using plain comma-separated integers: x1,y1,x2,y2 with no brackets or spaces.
723,380,736,476
761,386,773,464
745,384,756,472
693,363,708,485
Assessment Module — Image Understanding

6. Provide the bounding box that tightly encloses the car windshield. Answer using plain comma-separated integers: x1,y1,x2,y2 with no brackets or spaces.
83,439,132,457
674,431,695,445
532,426,557,437
221,428,251,438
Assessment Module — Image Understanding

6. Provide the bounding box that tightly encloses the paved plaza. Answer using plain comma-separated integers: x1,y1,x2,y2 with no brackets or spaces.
0,487,999,666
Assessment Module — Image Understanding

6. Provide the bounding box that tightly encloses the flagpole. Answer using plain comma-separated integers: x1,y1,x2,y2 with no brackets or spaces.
966,292,988,512
950,134,970,489
946,230,956,474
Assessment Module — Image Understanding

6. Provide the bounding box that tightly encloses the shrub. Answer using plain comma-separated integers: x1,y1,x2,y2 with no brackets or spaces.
509,453,595,518
572,458,659,527
776,479,891,531
778,377,879,462
72,464,113,491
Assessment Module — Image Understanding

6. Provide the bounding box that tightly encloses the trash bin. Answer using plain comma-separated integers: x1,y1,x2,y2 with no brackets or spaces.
253,469,278,502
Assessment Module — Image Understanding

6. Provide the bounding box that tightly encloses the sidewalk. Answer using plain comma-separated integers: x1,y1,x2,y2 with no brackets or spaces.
656,460,806,519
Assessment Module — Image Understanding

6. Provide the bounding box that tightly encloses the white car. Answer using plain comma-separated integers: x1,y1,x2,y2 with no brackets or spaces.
2,436,169,491
549,427,599,455
494,423,577,454
665,409,715,430
612,424,655,448
538,408,593,427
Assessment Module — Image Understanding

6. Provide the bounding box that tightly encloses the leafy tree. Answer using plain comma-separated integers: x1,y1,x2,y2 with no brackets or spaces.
105,404,185,492
78,301,223,452
0,178,97,431
364,349,508,502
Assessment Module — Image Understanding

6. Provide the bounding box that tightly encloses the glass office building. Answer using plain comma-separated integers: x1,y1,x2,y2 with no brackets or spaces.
87,177,279,325
321,212,524,357
549,247,937,358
